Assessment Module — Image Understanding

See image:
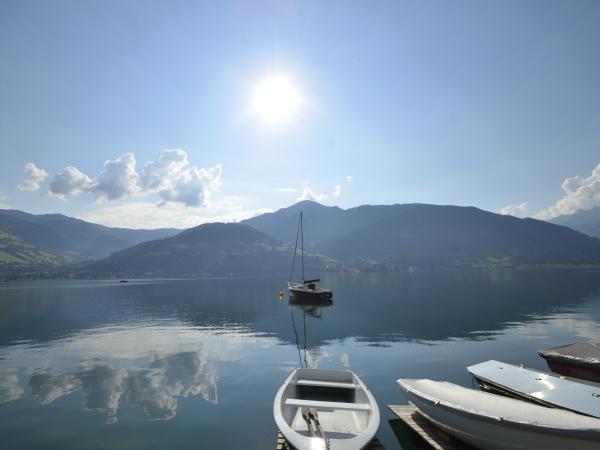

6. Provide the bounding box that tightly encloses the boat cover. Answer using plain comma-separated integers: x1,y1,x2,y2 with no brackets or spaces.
539,342,600,368
467,360,600,418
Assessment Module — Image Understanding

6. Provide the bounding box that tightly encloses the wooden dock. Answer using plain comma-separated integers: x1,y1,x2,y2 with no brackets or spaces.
388,405,471,450
276,431,386,450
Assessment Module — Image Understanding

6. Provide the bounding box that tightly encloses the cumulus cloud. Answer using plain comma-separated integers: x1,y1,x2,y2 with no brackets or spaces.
500,202,528,218
158,164,222,207
298,186,328,202
49,166,95,198
332,185,342,198
345,175,353,183
45,150,222,208
536,162,600,220
141,149,188,191
18,163,48,192
92,153,139,200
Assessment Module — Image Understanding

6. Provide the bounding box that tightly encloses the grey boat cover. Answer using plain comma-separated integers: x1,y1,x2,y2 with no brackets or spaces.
467,360,600,418
539,342,600,368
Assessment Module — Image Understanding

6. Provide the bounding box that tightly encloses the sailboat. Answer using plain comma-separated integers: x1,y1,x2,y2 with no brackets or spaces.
288,211,333,300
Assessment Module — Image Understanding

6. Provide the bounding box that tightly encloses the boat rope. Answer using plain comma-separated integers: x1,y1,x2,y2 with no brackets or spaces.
303,310,308,368
290,307,304,368
289,214,302,282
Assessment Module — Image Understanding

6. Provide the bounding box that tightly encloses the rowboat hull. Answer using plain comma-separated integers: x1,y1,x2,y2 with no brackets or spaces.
274,369,379,450
398,379,600,450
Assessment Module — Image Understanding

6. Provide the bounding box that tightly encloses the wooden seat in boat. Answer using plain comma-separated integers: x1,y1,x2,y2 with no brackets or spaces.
295,379,358,389
285,398,371,411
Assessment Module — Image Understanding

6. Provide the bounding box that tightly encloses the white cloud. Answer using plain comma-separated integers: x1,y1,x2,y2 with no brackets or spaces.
44,150,222,208
159,164,222,207
92,153,140,201
298,186,327,202
536,162,600,220
49,166,95,198
345,175,353,183
500,202,528,218
332,185,342,198
18,163,48,192
141,149,188,191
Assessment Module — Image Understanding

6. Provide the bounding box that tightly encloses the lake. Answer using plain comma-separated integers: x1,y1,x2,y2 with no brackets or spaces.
1,269,600,449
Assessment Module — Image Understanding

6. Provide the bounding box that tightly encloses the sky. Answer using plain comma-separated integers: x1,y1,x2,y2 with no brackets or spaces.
1,0,599,229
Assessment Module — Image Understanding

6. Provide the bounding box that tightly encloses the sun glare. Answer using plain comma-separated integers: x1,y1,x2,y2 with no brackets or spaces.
251,76,303,124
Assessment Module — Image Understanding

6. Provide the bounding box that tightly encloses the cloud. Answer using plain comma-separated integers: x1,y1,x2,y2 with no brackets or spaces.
92,153,139,200
18,163,48,192
298,186,328,202
332,185,342,198
45,150,222,208
345,175,353,183
500,202,528,218
141,149,188,191
49,166,95,198
536,162,600,220
159,164,222,207
80,198,269,229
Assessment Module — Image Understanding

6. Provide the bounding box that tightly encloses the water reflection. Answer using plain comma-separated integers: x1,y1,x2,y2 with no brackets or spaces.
26,350,218,423
1,272,600,450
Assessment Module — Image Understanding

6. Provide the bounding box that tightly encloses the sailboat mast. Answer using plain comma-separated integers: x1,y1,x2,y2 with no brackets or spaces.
301,211,305,282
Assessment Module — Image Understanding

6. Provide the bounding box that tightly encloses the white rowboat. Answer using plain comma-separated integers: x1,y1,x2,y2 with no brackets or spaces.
274,369,380,450
398,378,600,450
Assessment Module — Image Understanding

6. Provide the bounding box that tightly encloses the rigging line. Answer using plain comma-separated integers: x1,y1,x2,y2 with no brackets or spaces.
290,307,303,368
301,211,305,282
289,214,302,282
303,310,308,368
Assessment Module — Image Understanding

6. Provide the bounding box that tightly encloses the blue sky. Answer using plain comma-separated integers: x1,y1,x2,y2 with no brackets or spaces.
1,0,599,228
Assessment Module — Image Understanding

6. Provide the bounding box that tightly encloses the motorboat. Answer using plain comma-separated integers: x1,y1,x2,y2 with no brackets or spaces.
398,378,600,450
274,368,379,450
467,359,600,418
539,342,600,383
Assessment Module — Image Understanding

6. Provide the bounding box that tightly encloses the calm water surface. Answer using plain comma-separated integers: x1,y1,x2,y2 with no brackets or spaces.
1,270,600,449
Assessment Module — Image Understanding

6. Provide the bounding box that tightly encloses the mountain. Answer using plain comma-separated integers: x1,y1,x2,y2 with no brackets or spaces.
319,204,600,266
245,202,600,267
550,207,600,238
79,222,335,277
0,227,66,274
0,209,180,262
242,200,415,247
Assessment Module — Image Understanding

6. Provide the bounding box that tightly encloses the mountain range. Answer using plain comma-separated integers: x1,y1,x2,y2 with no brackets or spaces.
550,207,600,238
0,209,179,270
2,201,600,278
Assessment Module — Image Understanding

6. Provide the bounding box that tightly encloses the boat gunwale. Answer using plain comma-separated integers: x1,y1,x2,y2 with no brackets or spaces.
397,379,600,439
274,369,380,450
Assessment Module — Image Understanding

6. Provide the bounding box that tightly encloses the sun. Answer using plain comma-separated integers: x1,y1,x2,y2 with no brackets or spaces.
251,76,303,124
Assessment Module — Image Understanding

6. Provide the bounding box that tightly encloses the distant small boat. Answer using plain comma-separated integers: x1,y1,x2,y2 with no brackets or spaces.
119,280,128,283
398,378,600,450
467,359,600,418
288,211,332,300
274,368,379,450
539,342,600,383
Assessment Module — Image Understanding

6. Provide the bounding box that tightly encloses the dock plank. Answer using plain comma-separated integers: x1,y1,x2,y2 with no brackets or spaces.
388,405,467,450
